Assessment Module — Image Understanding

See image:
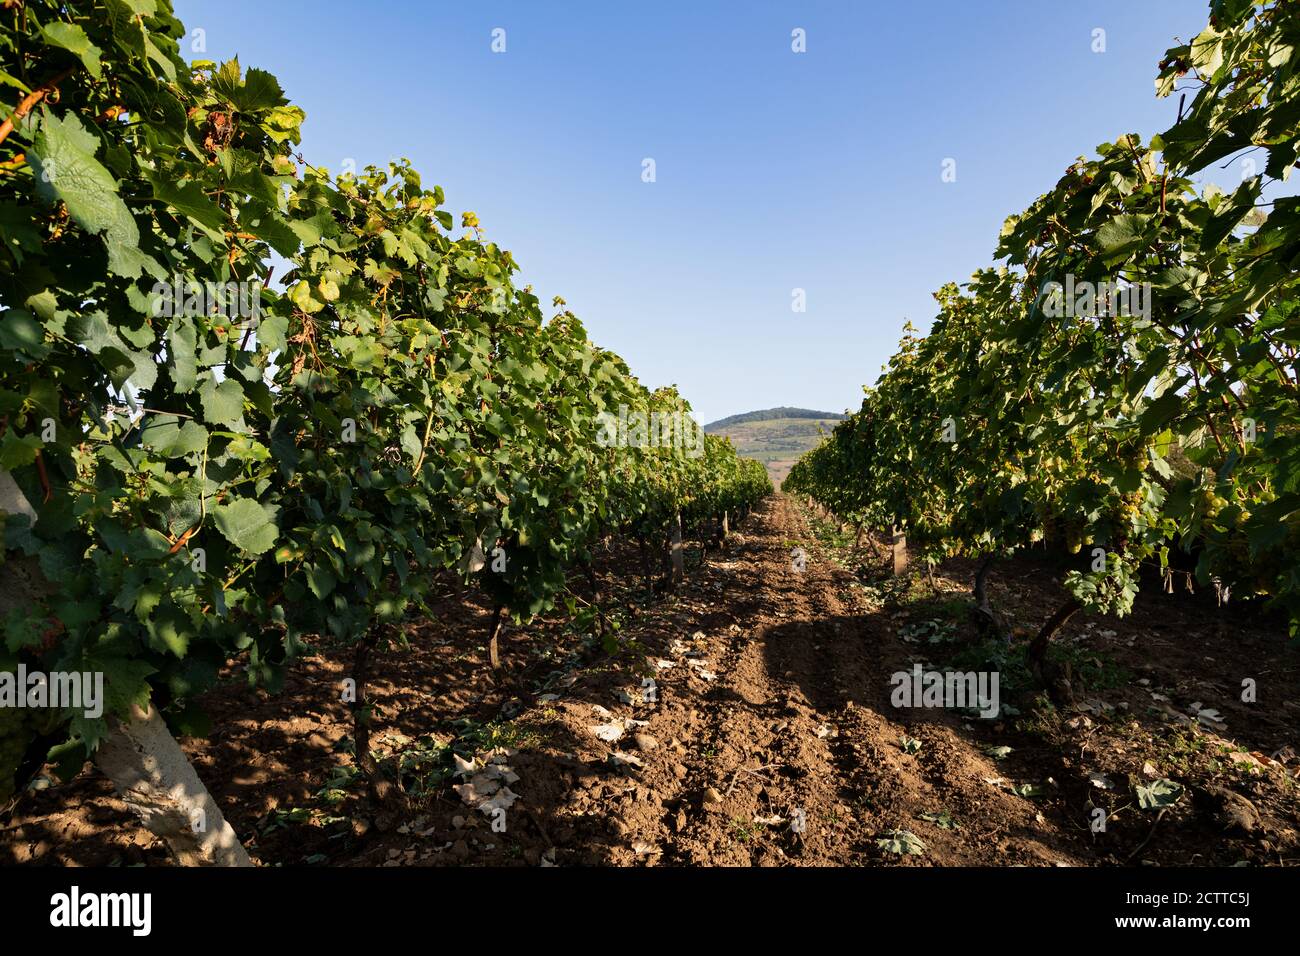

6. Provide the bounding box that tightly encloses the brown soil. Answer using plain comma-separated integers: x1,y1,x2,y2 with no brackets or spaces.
3,493,1298,867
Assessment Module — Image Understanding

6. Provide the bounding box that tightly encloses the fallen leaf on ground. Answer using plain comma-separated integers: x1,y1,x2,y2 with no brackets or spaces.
877,829,926,855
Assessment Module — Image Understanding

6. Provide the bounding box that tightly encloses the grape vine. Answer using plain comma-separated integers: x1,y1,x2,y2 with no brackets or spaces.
788,0,1300,678
0,0,770,797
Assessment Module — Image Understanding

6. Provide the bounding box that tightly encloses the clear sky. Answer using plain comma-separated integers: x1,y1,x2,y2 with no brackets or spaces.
175,0,1228,425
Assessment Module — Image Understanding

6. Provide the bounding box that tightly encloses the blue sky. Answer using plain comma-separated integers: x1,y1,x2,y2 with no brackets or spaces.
176,0,1227,425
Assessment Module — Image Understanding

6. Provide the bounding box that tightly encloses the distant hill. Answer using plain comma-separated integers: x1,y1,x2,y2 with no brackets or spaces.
704,407,846,489
704,407,845,431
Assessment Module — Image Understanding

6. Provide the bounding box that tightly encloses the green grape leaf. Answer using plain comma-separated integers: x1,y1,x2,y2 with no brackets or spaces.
213,497,278,556
30,111,145,277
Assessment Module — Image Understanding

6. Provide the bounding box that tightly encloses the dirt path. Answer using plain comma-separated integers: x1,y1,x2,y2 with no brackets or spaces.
552,493,1085,866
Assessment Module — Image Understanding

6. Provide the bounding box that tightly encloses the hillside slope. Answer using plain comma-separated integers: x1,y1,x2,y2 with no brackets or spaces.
704,408,844,487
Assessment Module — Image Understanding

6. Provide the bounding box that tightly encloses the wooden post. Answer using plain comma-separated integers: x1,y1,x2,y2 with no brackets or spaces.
670,512,685,584
95,706,253,866
891,526,909,576
487,605,504,669
583,562,606,636
972,554,1005,640
639,536,653,597
721,510,729,538
349,628,396,804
